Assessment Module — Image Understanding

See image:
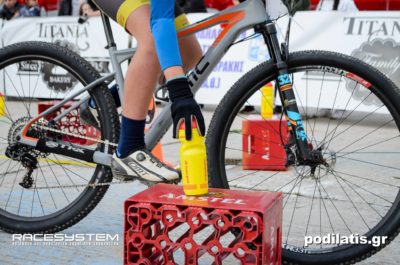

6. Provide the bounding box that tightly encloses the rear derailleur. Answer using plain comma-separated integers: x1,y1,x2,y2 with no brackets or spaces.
5,144,38,189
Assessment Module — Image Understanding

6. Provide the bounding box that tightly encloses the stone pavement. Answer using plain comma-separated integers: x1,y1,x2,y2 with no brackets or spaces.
0,107,399,264
0,180,398,265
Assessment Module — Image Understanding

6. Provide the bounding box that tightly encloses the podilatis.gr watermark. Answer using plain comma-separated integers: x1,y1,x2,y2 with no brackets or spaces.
304,233,388,248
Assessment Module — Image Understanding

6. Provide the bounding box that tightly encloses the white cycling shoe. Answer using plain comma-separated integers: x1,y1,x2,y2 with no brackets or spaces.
111,149,180,185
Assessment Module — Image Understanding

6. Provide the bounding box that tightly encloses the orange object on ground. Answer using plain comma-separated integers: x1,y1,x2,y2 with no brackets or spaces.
146,97,165,164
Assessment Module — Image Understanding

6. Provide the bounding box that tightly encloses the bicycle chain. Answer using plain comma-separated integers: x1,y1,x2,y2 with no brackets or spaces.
33,179,135,190
33,124,118,147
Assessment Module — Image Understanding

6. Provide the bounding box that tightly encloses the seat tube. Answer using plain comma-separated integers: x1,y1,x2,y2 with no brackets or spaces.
258,21,311,161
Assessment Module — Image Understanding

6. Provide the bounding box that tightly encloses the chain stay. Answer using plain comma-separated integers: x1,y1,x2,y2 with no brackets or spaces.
29,124,124,189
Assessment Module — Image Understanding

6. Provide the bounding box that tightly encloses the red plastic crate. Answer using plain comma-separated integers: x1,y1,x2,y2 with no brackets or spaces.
38,101,100,145
124,184,282,265
242,115,289,171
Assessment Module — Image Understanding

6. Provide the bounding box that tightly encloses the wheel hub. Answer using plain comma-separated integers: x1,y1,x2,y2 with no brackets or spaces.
291,143,337,180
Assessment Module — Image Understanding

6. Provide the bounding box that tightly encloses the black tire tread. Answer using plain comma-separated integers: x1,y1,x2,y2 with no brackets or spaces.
206,50,400,265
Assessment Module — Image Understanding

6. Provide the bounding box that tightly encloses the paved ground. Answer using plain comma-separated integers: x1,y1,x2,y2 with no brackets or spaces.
0,103,399,265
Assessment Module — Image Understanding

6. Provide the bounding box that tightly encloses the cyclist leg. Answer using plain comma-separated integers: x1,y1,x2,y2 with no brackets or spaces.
88,0,204,183
84,0,202,111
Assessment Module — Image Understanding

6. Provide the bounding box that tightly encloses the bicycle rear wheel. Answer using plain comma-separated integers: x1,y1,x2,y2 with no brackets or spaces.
207,51,400,264
0,41,119,233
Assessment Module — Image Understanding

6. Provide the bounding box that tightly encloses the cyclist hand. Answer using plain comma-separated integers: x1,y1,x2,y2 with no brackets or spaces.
171,97,205,140
167,77,206,140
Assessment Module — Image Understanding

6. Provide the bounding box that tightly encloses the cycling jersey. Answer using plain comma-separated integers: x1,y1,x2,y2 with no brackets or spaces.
92,0,188,70
91,0,189,31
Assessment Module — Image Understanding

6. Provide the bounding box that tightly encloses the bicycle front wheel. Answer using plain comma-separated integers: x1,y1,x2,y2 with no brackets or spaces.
207,51,400,264
0,42,119,233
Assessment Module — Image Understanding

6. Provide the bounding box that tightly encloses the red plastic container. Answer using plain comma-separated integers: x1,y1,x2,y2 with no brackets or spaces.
242,115,289,171
38,101,100,146
124,184,282,265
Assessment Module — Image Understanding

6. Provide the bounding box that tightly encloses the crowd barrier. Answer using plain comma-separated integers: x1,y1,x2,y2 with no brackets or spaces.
0,11,399,112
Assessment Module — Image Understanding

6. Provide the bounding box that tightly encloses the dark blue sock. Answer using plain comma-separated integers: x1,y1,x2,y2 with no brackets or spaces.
89,84,121,108
117,116,146,158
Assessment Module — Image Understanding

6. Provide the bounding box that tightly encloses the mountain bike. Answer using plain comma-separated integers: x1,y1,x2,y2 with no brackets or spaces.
0,0,400,264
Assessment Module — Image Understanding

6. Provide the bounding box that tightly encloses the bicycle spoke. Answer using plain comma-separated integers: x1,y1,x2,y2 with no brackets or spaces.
333,135,400,159
311,72,326,141
37,163,58,209
335,171,383,218
318,179,352,234
5,70,31,116
331,171,370,230
17,182,25,215
319,82,365,150
322,93,376,151
334,174,393,204
334,169,398,188
337,156,400,173
282,168,307,208
321,75,342,144
228,171,258,183
285,174,304,245
304,179,317,240
44,159,70,204
334,119,394,154
52,155,83,192
5,163,22,211
248,171,281,190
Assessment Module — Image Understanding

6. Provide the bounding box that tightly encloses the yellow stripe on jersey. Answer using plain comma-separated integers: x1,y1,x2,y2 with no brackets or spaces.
174,13,190,30
116,0,189,30
117,0,149,28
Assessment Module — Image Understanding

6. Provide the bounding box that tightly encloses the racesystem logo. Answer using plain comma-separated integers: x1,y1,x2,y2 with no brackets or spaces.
12,233,119,246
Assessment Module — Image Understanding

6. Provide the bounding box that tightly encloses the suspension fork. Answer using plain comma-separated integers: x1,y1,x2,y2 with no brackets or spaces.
255,21,312,161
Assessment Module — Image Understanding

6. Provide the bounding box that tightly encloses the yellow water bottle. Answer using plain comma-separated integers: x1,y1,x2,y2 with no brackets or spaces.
261,83,274,119
178,120,208,196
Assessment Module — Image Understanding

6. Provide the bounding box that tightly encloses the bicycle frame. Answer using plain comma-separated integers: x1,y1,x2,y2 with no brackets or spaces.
18,0,311,166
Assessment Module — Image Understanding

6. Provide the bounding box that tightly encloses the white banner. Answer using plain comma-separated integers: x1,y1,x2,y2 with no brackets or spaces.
0,16,130,99
194,12,400,115
0,12,399,113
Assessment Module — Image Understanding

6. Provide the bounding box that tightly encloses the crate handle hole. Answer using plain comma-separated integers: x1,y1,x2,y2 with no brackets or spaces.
192,217,199,225
185,242,192,250
237,247,245,257
211,245,219,253
160,240,167,248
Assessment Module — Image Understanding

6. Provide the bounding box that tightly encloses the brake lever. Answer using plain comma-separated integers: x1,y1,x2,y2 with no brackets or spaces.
154,84,170,102
78,14,89,24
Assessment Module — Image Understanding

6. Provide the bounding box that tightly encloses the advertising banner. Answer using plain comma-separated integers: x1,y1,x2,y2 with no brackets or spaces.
0,16,131,99
0,12,399,113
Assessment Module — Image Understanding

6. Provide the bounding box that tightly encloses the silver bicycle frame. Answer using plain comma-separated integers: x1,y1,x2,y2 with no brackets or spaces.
19,0,269,166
